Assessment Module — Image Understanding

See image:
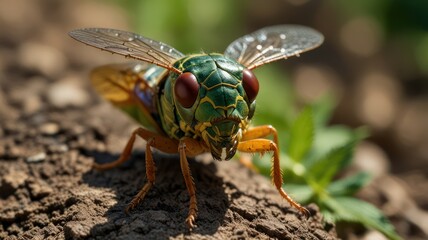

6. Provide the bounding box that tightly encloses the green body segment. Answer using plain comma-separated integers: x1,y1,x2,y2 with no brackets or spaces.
158,53,256,160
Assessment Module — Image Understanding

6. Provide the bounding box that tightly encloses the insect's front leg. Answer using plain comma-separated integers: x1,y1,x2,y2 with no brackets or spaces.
241,125,279,146
93,127,178,170
239,125,279,170
124,128,179,212
237,131,310,217
126,136,157,212
92,127,179,212
178,138,207,229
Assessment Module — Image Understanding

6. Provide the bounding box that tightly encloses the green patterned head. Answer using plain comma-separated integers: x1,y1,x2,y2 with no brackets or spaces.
172,53,259,161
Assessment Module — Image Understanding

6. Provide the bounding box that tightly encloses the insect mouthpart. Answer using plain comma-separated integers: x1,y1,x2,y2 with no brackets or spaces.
210,139,238,161
208,131,240,161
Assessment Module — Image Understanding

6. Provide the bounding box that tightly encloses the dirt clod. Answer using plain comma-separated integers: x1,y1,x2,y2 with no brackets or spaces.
1,170,28,198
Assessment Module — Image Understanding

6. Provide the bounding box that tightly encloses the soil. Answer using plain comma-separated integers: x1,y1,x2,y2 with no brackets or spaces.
0,108,336,239
0,0,337,239
2,0,428,239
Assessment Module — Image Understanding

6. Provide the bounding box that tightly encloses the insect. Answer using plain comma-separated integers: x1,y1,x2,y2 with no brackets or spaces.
69,25,323,228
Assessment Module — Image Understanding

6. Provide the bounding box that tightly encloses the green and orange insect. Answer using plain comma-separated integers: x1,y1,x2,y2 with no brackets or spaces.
69,25,323,228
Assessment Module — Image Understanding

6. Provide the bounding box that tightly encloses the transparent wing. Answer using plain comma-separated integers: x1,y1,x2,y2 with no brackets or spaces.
91,63,166,134
224,25,324,69
69,28,185,73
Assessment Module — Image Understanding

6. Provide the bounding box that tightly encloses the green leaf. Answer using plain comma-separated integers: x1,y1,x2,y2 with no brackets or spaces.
327,172,372,196
311,94,336,129
287,107,314,163
283,183,314,203
308,126,355,163
323,196,402,240
320,209,336,223
306,141,355,188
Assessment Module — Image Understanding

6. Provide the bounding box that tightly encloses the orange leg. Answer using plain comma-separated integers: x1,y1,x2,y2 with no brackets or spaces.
92,127,179,212
178,138,208,229
93,127,208,228
237,138,310,217
93,127,178,170
241,125,279,146
239,125,279,170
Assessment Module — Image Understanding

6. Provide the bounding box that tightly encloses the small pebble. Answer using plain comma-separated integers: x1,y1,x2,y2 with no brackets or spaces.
48,144,69,153
26,152,47,163
18,41,67,77
46,78,90,108
39,122,60,135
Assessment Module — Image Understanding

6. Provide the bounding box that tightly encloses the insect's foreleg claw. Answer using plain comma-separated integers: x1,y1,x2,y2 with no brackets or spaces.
186,215,196,229
301,206,311,219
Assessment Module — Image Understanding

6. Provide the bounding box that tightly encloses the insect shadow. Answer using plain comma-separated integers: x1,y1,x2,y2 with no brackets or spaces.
81,150,228,238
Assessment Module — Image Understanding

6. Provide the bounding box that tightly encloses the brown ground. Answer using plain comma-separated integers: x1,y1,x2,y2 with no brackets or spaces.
0,107,336,239
0,0,337,239
2,0,428,239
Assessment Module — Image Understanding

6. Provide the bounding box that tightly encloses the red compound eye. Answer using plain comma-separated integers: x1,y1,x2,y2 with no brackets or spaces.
242,69,259,103
174,72,199,108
